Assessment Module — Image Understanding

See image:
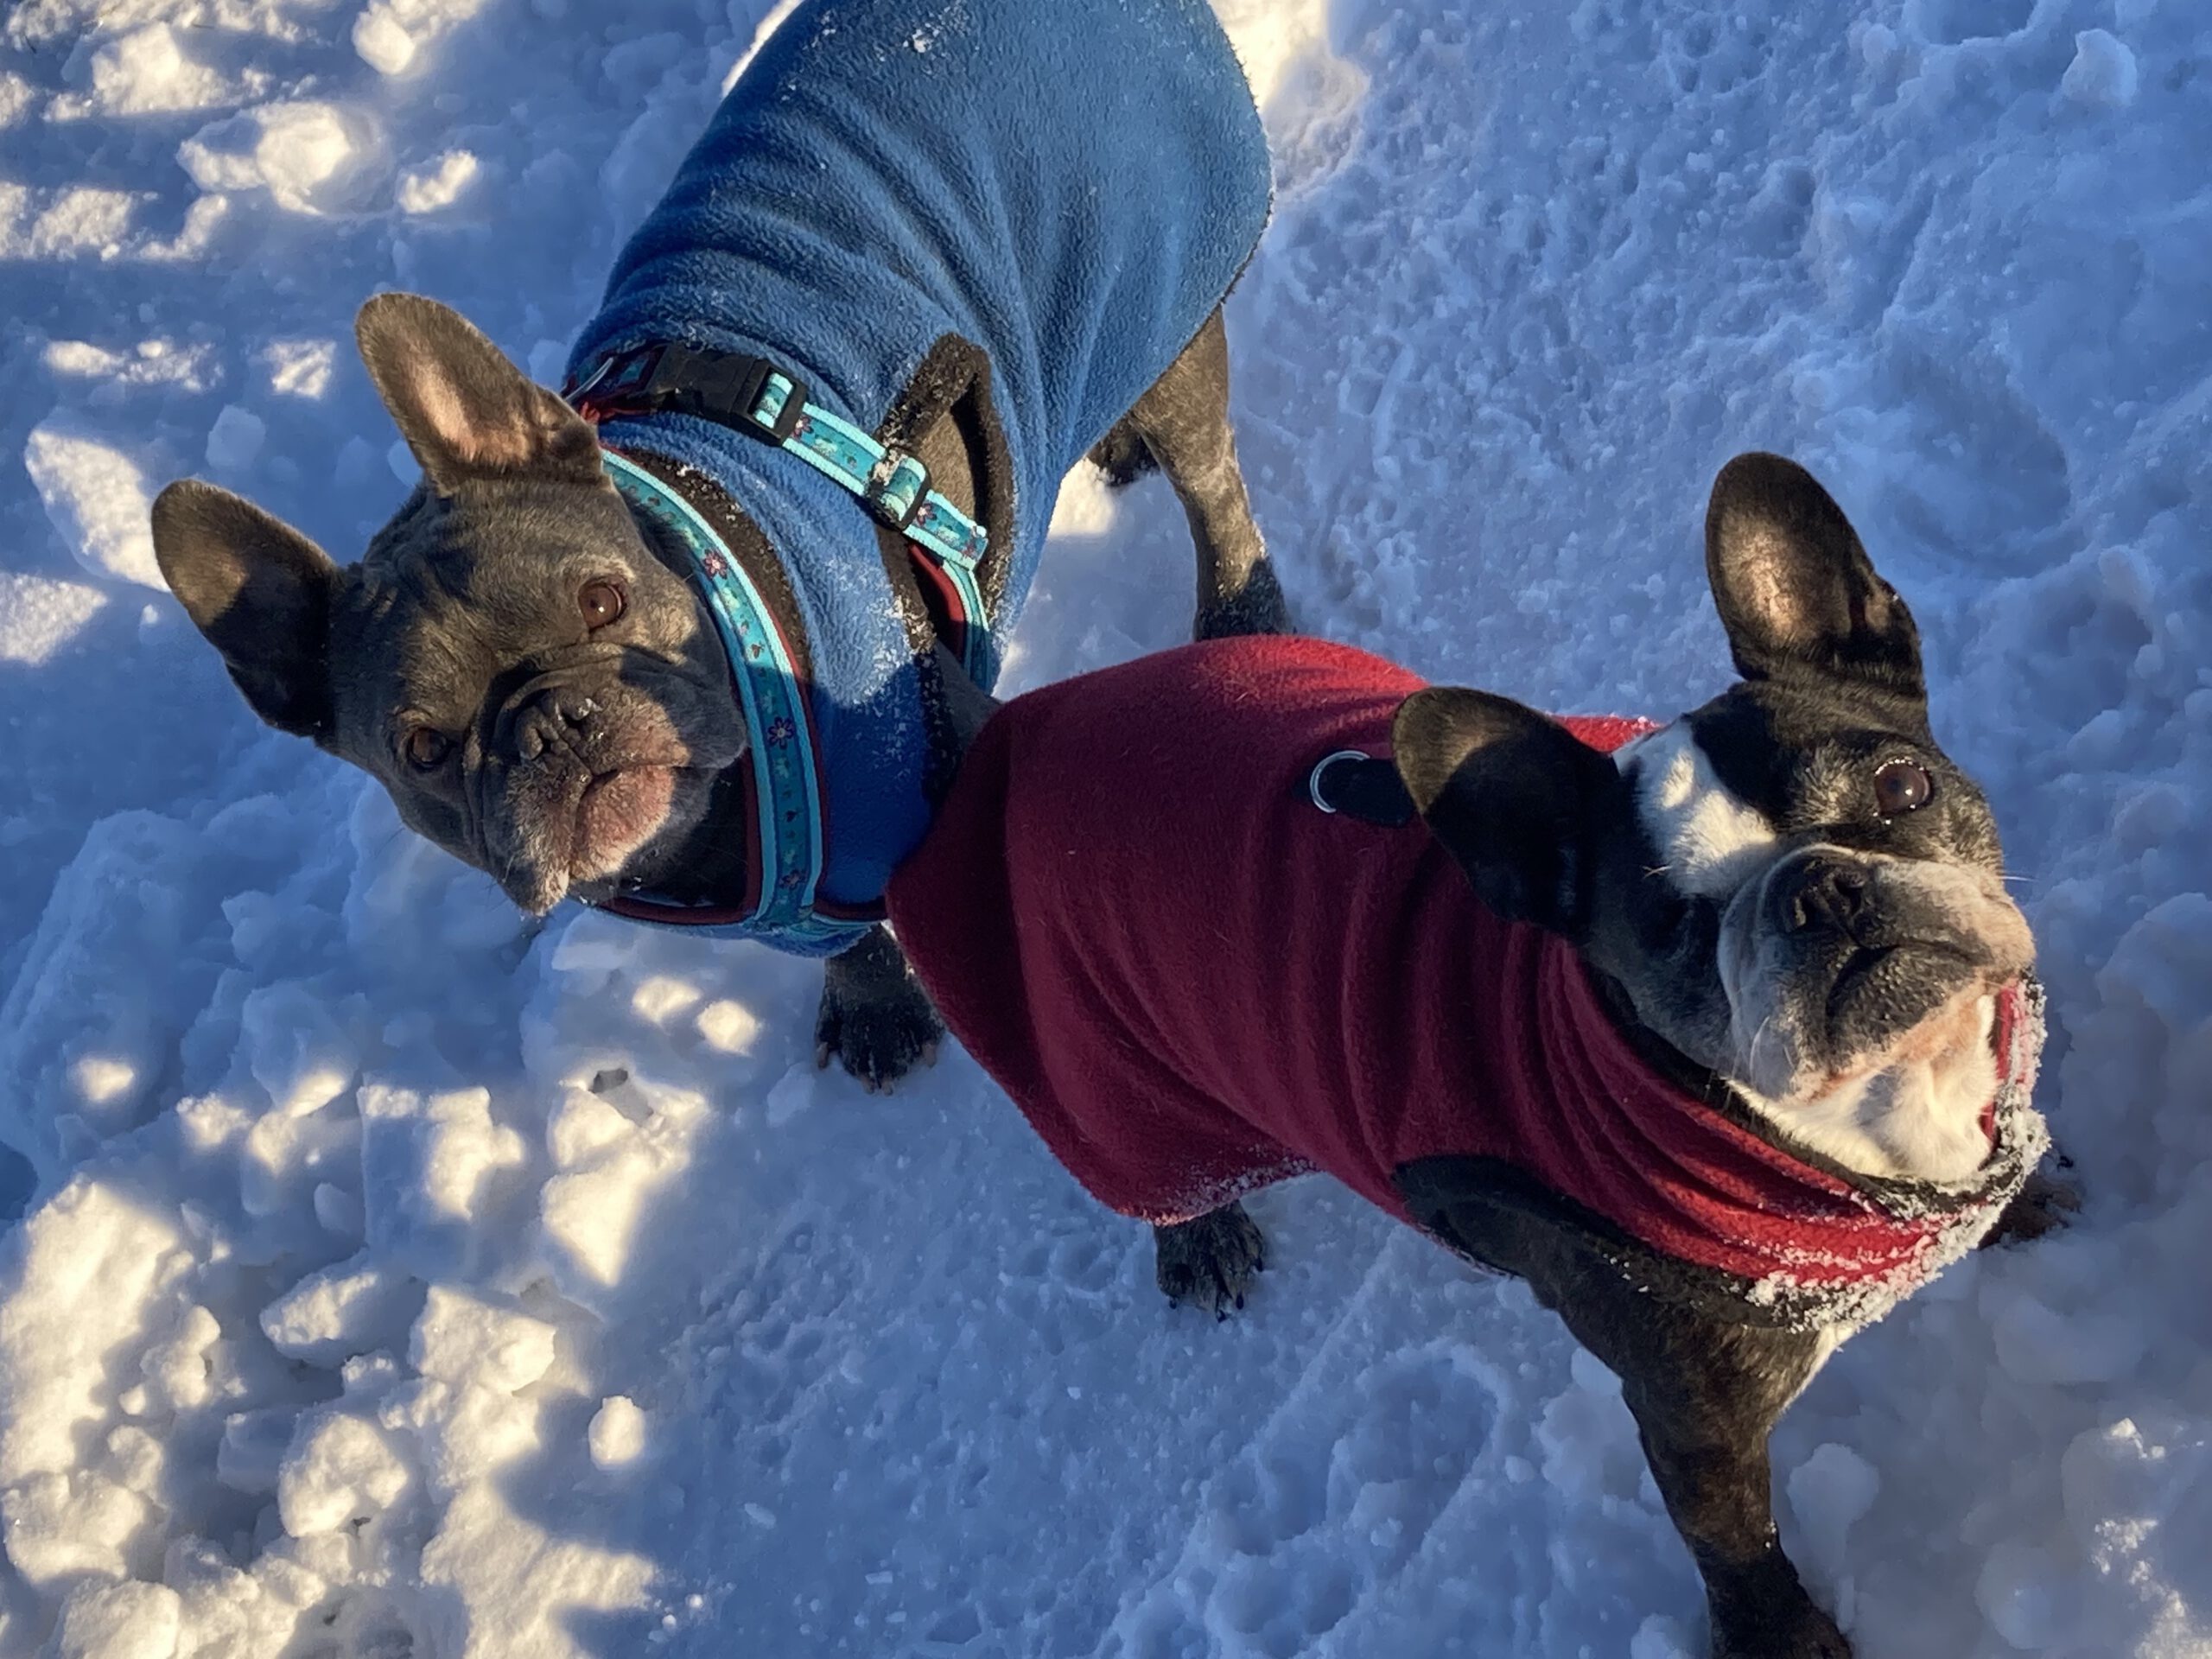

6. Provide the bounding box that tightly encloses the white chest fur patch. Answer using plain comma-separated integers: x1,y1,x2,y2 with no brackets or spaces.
1617,722,1780,899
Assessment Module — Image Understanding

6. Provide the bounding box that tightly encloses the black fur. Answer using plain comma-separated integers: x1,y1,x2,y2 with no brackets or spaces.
1150,453,2052,1659
1391,689,1628,939
149,483,338,741
1706,453,1923,701
1113,311,1292,640
1405,1170,1848,1659
815,925,942,1092
1088,419,1159,487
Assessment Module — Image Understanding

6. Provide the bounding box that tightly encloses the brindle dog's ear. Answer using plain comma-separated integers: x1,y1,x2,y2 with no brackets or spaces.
1705,451,1924,700
151,480,337,741
1392,688,1625,938
355,292,602,494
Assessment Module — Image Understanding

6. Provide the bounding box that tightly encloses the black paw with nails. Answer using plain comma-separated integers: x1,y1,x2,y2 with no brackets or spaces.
1155,1201,1268,1319
813,941,944,1092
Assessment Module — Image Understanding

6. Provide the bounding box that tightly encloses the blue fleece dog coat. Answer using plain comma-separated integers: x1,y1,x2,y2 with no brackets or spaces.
567,0,1274,939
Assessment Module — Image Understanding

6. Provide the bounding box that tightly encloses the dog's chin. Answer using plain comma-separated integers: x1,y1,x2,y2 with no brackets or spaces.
570,766,679,883
494,763,690,917
1802,977,1996,1099
1758,983,2005,1183
1726,928,2001,1091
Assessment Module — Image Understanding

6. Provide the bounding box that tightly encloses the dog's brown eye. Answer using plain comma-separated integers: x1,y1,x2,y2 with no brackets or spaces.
404,727,452,771
580,579,626,629
1873,759,1932,817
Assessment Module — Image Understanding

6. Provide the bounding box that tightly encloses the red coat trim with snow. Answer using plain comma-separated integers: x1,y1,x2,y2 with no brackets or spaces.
886,637,2046,1332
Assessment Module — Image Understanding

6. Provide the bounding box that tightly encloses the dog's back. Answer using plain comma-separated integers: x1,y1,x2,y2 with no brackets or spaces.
571,0,1274,588
888,636,2042,1319
561,0,1275,906
887,637,1614,1226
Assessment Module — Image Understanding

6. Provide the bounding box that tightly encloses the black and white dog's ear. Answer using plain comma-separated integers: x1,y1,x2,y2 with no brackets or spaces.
151,480,338,741
1392,687,1625,938
355,292,602,495
1705,452,1924,700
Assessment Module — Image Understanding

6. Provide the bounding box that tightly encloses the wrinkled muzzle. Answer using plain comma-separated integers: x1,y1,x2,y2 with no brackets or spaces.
1719,846,2036,1097
473,659,694,913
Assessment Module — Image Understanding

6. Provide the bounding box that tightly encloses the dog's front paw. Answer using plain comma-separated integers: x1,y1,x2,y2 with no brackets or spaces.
814,958,942,1093
1154,1201,1267,1319
1983,1166,2081,1249
1193,563,1294,641
1711,1579,1851,1659
1713,1605,1850,1659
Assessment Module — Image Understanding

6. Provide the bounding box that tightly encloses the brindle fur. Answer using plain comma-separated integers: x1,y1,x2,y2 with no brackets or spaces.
152,298,1281,1090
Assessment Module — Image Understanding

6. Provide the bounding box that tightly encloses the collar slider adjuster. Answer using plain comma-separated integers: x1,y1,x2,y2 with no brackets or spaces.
862,449,929,531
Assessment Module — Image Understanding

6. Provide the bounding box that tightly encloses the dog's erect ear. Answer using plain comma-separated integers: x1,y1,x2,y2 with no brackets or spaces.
151,480,339,741
1705,452,1924,700
1392,688,1625,938
355,292,601,494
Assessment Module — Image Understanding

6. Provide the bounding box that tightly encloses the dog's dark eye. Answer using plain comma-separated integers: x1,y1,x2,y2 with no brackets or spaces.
404,727,452,771
1873,759,1932,817
579,579,627,629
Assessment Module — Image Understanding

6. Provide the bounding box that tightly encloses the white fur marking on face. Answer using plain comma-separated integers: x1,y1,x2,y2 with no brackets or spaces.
1716,847,2033,1179
1624,722,1782,899
1732,992,2001,1184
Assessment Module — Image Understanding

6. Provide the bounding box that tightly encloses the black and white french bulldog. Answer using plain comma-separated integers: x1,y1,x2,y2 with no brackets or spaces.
146,0,1282,1086
881,454,2067,1659
1385,454,2064,1656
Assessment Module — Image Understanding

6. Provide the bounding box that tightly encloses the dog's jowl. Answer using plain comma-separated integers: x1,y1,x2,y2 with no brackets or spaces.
886,454,2059,1659
148,0,1284,1087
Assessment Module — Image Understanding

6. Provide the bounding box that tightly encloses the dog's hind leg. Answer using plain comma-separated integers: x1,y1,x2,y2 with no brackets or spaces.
1154,1199,1268,1318
1100,307,1291,640
1085,419,1157,489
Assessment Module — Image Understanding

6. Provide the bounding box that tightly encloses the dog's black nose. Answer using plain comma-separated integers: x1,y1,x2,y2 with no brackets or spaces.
512,689,599,761
493,671,603,763
1772,853,1870,936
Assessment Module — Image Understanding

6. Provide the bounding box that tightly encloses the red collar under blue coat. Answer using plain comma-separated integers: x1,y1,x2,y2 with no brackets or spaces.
885,636,2048,1331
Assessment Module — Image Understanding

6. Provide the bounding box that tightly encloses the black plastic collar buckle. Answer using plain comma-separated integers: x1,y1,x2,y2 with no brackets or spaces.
639,345,808,446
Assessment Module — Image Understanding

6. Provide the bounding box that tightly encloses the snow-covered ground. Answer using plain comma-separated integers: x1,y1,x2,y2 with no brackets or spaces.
2,0,2208,1653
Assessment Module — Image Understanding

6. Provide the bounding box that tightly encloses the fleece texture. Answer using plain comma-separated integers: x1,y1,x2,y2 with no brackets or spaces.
885,636,2047,1325
567,0,1273,914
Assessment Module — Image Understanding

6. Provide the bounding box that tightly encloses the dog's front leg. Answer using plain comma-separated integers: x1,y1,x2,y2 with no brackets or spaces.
1982,1163,2079,1246
816,925,942,1091
1621,1353,1849,1659
1458,1200,1849,1658
1555,1303,1848,1659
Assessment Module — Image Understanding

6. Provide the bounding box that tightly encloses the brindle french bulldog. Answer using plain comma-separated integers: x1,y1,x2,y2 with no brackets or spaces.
148,0,1282,1086
882,454,2071,1659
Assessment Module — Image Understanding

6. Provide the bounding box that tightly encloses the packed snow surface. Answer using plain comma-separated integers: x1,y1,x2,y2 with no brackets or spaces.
3,0,2209,1656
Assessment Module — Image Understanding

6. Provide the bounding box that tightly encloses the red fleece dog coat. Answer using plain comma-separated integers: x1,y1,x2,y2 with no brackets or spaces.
886,638,2045,1330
